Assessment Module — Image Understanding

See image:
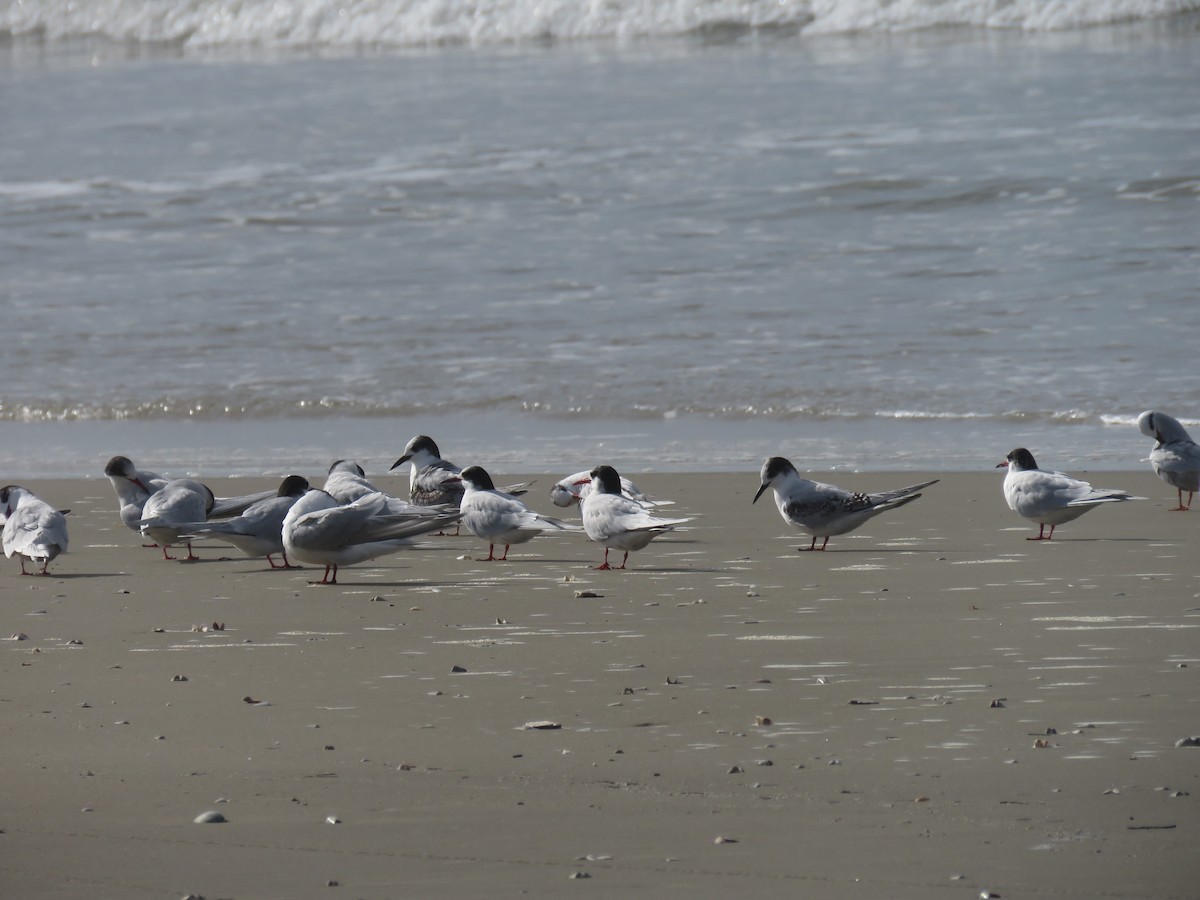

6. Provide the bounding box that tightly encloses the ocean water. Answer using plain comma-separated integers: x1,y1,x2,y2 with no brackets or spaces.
1,1,1198,478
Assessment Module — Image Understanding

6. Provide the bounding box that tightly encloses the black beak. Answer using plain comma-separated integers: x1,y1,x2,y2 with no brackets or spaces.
752,483,769,504
390,454,411,471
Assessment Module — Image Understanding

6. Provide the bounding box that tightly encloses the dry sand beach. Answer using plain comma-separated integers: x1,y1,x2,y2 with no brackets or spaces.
2,470,1197,899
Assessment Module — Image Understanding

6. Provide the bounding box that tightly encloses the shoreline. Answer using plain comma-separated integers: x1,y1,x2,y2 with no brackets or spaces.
0,414,1158,479
2,471,1197,899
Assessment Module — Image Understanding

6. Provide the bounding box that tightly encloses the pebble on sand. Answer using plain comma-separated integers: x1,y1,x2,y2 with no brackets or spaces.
193,810,227,824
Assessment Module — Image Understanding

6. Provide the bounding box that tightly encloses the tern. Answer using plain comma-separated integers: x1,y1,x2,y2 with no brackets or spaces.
550,469,660,509
998,448,1134,540
282,489,459,585
1137,410,1200,511
753,457,936,551
580,465,692,570
177,475,311,568
390,435,466,508
139,479,217,560
458,465,573,561
323,459,392,504
104,455,169,533
1,485,69,575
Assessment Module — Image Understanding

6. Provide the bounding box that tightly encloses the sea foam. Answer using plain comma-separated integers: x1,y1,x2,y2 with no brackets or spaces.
3,0,1197,48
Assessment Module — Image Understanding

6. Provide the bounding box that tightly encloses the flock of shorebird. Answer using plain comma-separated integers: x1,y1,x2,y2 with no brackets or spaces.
1,411,1197,579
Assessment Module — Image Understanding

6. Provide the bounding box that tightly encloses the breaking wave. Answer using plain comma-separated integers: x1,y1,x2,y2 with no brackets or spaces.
4,0,1198,49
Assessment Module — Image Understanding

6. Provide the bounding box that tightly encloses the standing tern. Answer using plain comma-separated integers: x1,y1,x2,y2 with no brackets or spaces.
177,475,311,568
282,489,459,585
458,465,573,561
1137,410,1200,511
998,448,1134,540
325,457,458,540
104,455,168,533
753,457,936,551
580,465,692,570
139,479,216,560
324,460,385,504
1,485,69,575
391,435,466,508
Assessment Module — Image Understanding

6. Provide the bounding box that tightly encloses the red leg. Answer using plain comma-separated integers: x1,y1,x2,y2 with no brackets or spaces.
594,547,612,570
161,545,175,560
1027,524,1054,541
310,563,337,584
267,553,300,570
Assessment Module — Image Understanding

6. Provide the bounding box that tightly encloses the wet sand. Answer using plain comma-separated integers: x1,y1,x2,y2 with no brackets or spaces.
2,471,1197,899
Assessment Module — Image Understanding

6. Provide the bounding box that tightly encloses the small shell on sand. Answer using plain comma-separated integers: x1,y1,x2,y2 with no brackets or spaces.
755,715,772,726
522,720,562,730
326,815,341,825
714,836,738,844
193,810,227,824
